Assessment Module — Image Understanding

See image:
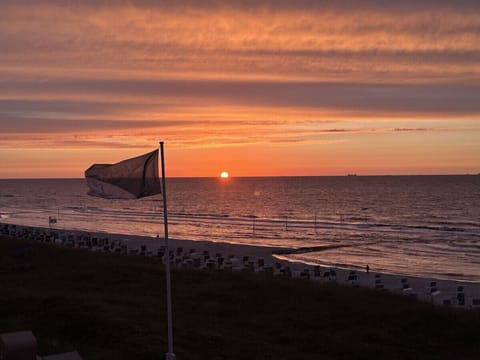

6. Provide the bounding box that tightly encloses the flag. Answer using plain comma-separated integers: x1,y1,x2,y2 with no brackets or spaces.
85,149,161,199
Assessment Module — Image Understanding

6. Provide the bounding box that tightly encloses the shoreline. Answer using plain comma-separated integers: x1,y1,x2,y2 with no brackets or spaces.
2,221,480,309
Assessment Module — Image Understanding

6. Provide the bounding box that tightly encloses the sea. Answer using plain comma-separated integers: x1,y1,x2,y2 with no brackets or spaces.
1,176,480,282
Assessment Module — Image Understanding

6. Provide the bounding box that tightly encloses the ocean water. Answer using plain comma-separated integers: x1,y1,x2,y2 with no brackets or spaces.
1,176,480,281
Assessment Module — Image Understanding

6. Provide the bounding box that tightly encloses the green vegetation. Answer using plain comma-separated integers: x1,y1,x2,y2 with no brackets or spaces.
1,236,479,360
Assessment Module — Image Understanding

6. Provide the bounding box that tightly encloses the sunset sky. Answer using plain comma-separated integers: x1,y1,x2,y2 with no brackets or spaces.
1,0,479,178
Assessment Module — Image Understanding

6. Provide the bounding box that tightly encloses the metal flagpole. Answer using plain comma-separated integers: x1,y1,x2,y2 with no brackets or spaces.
160,141,176,360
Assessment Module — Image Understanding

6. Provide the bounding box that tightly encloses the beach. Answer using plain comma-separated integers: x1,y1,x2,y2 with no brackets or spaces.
2,222,479,310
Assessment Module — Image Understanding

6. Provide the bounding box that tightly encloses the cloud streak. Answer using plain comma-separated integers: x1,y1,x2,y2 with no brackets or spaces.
0,118,183,133
2,78,479,117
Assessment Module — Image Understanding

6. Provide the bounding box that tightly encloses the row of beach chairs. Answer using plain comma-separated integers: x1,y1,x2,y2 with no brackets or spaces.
2,222,480,309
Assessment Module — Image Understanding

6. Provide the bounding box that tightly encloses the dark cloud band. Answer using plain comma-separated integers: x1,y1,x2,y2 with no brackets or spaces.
1,79,479,115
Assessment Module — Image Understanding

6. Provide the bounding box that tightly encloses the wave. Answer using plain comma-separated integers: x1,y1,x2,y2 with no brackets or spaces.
42,206,480,238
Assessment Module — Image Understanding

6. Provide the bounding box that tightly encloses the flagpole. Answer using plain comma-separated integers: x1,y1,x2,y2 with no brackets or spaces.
160,141,176,360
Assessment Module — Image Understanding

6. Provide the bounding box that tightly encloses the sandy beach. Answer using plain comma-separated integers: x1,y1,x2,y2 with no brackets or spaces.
2,221,480,310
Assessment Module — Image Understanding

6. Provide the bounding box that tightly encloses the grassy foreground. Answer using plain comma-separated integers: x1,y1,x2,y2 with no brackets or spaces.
1,236,479,360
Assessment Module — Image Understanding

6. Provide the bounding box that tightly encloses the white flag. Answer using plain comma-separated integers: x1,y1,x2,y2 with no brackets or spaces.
85,149,161,199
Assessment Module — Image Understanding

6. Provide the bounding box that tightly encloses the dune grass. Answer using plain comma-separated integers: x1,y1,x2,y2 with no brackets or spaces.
1,236,479,360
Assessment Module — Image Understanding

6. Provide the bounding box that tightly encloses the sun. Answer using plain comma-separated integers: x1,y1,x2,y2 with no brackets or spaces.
220,171,229,178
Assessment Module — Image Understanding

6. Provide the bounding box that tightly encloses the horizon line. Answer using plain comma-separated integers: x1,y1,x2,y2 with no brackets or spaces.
1,173,479,181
